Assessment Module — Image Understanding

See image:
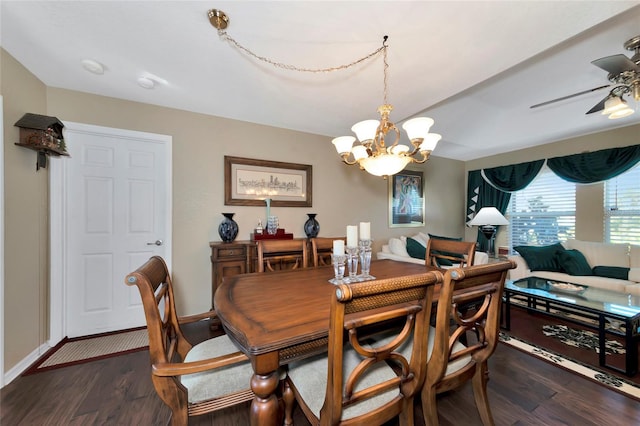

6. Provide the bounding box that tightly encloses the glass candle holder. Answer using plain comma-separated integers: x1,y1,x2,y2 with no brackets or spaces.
358,239,374,280
346,246,359,281
329,254,346,285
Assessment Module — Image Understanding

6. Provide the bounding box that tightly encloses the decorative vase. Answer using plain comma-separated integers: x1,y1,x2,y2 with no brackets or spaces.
218,213,239,243
304,213,320,238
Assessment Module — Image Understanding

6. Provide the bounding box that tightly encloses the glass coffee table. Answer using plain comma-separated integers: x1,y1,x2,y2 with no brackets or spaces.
504,276,640,376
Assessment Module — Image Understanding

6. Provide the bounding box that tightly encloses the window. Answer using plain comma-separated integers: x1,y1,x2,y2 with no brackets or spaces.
604,164,640,244
507,166,576,248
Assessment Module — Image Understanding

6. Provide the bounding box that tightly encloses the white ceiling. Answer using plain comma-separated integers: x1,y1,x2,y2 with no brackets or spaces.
2,1,640,161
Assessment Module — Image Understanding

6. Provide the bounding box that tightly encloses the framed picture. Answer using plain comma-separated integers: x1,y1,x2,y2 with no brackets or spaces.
389,169,425,227
224,156,312,207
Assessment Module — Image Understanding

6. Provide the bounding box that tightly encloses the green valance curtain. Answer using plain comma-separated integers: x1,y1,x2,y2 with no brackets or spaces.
467,159,544,251
547,145,640,183
482,159,545,192
466,144,640,252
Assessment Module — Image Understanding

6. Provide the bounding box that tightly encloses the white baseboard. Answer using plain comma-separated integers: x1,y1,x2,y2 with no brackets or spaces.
2,343,51,387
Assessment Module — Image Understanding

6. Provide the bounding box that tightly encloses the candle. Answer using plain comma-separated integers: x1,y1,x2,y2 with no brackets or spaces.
333,239,345,256
359,222,371,240
346,225,358,247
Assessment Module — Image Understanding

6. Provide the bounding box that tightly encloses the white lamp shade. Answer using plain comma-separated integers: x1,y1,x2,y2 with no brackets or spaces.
602,97,627,115
351,120,379,143
359,153,411,177
418,133,442,152
402,117,434,141
468,207,509,226
332,136,356,154
352,144,369,161
389,144,410,154
608,108,634,119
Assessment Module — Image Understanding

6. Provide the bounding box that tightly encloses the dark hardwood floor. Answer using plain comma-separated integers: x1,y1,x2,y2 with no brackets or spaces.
2,320,639,426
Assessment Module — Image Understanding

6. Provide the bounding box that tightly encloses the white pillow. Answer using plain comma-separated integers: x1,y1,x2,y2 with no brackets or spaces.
418,232,430,243
411,233,428,247
629,268,640,283
389,238,409,257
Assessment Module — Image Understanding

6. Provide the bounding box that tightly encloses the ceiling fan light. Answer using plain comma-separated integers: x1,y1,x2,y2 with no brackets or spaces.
602,96,627,115
608,106,634,119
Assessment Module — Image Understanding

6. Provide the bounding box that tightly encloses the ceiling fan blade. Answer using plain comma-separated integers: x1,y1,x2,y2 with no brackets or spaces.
530,84,610,109
585,96,608,114
592,54,640,74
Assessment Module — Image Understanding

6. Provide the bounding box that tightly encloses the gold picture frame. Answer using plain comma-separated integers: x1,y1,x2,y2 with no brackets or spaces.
224,156,312,207
389,169,425,227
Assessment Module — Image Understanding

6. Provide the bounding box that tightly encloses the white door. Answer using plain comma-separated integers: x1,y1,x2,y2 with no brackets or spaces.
62,122,171,338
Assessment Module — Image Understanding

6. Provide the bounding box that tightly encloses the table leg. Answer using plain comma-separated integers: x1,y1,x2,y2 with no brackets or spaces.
504,291,512,330
249,367,280,426
598,315,606,368
625,319,638,376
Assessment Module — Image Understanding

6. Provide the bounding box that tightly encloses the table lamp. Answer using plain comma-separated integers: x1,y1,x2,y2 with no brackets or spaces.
468,207,509,258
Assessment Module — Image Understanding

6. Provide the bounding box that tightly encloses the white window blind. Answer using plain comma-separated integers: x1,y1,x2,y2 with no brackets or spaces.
604,163,640,244
507,166,576,248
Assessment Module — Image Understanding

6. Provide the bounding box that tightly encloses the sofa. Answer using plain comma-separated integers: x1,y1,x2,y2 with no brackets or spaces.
376,232,489,267
508,239,640,296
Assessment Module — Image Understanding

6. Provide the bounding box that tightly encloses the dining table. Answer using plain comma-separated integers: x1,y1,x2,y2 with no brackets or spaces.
214,259,436,426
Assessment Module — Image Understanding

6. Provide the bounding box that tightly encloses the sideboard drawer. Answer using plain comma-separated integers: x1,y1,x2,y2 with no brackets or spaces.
218,247,246,258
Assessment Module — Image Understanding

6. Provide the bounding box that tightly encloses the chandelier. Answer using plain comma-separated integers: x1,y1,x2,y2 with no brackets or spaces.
332,37,441,177
208,9,441,178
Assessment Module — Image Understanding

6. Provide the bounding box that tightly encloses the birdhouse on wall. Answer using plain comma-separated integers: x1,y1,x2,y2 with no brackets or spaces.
14,113,70,171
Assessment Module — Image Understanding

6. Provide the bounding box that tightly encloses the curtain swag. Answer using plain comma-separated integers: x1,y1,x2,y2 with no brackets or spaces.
481,159,545,192
546,145,640,184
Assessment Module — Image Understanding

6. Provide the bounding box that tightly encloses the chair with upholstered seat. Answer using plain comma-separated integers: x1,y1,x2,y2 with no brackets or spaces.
421,260,515,425
282,270,443,426
425,238,477,269
311,237,346,267
125,256,254,426
257,239,308,272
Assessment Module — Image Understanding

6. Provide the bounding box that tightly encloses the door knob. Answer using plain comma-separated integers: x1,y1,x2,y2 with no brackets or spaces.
147,239,163,246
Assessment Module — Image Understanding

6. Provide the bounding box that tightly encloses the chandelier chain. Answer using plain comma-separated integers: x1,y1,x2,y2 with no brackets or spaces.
217,29,387,73
382,38,389,105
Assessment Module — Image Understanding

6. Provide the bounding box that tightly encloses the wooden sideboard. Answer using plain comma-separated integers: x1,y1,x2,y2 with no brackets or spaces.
210,240,256,310
209,238,313,312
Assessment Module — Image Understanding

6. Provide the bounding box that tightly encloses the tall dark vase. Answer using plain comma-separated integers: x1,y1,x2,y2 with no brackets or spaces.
304,213,320,238
218,213,239,243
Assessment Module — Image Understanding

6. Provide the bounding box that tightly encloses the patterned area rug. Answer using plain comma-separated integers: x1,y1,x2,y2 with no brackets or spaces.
500,332,640,400
541,324,626,355
23,328,149,375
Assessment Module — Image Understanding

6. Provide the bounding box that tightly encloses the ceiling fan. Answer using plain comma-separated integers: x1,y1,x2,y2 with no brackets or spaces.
531,35,640,118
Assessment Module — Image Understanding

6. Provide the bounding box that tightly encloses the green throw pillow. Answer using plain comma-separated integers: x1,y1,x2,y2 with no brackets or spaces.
592,266,630,280
428,233,462,242
557,249,592,276
514,243,565,272
406,237,426,260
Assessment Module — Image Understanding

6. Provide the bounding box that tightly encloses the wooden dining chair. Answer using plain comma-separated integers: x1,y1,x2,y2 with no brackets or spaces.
125,256,254,426
283,270,444,426
425,238,477,269
257,239,308,272
421,260,516,425
311,237,346,267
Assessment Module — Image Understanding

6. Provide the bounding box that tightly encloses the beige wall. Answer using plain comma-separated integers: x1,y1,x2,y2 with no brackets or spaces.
2,49,465,374
1,50,49,370
464,123,640,245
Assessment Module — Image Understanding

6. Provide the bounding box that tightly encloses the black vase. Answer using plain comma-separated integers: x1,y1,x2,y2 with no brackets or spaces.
218,213,239,243
304,213,320,238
